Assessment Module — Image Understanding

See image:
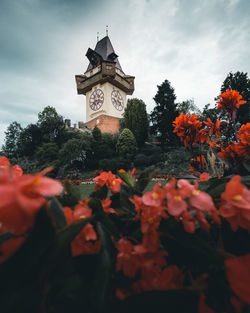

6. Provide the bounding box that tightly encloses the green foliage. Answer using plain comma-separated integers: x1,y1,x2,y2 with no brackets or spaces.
38,106,66,146
35,142,59,169
121,98,149,147
59,133,93,169
116,128,137,158
99,157,131,172
220,71,250,124
200,103,226,122
18,123,42,157
177,99,201,116
150,80,179,149
2,122,23,159
92,126,102,142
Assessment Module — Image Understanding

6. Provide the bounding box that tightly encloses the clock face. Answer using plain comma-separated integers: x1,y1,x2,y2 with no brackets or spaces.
89,89,104,111
111,90,124,111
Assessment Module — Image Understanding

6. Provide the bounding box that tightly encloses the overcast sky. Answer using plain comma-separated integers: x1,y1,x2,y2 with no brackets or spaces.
1,0,250,147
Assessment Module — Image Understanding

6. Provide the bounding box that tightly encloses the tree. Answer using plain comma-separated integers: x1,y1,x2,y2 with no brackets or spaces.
220,71,250,124
200,103,226,122
37,106,65,145
18,124,42,157
116,128,137,158
150,79,179,149
2,122,23,159
59,133,93,169
35,142,60,169
177,99,201,116
121,98,149,147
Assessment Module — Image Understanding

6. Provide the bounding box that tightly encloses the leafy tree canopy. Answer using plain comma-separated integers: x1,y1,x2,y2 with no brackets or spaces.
121,98,149,147
177,99,201,116
2,122,23,159
37,106,65,145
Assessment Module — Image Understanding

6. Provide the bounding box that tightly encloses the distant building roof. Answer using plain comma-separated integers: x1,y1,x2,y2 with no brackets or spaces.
86,36,123,72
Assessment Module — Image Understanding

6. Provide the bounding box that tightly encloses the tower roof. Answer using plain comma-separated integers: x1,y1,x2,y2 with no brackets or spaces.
86,36,123,72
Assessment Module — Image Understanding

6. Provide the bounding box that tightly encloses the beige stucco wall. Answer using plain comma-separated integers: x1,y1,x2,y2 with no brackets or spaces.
85,82,127,123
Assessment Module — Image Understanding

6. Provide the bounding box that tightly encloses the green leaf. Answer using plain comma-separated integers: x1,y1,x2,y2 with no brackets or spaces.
134,168,158,193
0,232,14,245
88,198,120,239
90,184,108,200
117,171,135,187
47,197,67,231
65,181,81,203
55,217,93,255
91,222,116,313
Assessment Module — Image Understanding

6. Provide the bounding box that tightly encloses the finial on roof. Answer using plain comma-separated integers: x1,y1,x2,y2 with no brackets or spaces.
97,32,99,42
106,25,108,36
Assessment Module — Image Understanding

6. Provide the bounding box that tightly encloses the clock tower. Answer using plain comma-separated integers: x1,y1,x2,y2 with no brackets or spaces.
75,35,135,133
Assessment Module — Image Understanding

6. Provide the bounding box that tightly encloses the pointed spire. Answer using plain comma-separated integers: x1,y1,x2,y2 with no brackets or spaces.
106,25,108,36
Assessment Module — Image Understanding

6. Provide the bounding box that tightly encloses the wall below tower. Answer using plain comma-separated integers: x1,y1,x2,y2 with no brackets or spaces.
85,114,121,134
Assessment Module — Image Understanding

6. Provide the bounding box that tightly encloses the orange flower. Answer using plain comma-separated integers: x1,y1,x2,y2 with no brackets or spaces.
203,118,221,138
217,89,246,113
93,171,123,193
199,172,210,181
233,142,250,158
218,144,245,163
0,156,10,168
102,198,118,215
173,113,202,147
237,123,250,145
219,175,250,232
0,156,23,178
63,205,100,256
225,253,250,305
0,167,63,235
116,238,140,278
142,183,165,207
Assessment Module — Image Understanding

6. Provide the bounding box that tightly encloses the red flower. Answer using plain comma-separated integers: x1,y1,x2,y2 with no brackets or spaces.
63,205,100,256
116,238,140,278
102,198,118,215
203,118,221,138
0,156,10,168
219,175,250,232
173,113,202,147
225,253,250,305
199,173,210,181
0,167,63,235
142,183,165,207
218,144,245,163
0,156,23,178
238,123,250,145
217,89,246,113
93,171,122,193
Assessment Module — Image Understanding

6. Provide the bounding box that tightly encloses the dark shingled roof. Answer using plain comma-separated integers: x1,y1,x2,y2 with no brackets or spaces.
86,36,123,72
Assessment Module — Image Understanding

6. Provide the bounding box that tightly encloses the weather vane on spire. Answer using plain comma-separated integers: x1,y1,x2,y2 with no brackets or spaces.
97,32,99,42
106,25,108,36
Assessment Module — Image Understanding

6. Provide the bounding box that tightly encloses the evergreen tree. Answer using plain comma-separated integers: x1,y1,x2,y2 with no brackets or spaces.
220,71,250,124
121,98,149,147
2,122,23,158
150,79,179,149
116,128,137,158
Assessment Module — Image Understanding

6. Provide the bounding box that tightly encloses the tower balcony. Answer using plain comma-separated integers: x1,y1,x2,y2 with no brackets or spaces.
75,61,135,95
